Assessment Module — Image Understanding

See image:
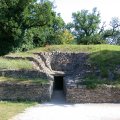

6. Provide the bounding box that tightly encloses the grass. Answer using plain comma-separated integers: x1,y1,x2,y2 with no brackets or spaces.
6,45,120,71
88,50,120,78
2,44,120,71
79,76,120,89
0,101,37,120
1,44,120,87
89,50,120,67
6,44,120,55
29,44,120,53
5,52,34,57
0,76,49,84
0,58,34,70
29,44,120,81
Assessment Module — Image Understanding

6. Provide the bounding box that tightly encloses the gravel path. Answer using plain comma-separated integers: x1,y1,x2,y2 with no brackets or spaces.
11,91,120,120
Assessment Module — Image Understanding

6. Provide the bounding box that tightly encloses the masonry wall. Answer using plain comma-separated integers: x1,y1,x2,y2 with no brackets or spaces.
66,85,120,103
0,82,53,102
1,52,120,103
0,70,48,79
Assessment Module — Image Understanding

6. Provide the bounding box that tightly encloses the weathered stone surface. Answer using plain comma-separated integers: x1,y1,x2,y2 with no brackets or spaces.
0,70,48,79
1,52,120,103
0,81,53,102
4,52,91,80
65,85,120,103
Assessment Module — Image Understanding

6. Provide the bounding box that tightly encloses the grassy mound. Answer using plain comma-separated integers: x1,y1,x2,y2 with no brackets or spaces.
1,44,120,87
29,44,120,53
5,45,120,69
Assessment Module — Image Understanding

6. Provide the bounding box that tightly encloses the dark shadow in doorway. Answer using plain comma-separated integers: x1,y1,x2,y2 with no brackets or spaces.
54,76,63,90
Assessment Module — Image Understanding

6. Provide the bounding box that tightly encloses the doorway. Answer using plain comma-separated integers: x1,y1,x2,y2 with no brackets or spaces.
51,76,65,103
54,76,63,90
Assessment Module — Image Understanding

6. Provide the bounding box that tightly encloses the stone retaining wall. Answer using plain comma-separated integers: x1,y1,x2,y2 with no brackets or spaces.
66,85,120,103
2,52,120,103
0,70,48,79
0,81,53,102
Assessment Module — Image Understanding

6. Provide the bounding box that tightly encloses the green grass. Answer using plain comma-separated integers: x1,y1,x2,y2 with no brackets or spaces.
0,101,37,120
89,50,120,67
79,76,120,89
6,45,120,54
88,50,120,78
6,45,120,70
5,52,34,57
0,58,34,70
29,44,120,80
0,77,49,84
2,44,120,87
29,44,120,53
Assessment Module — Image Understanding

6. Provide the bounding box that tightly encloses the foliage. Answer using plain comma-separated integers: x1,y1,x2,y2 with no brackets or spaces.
46,14,65,45
0,0,120,56
0,0,59,55
60,30,74,44
21,13,65,49
67,8,105,44
103,17,120,45
79,34,105,44
22,27,51,50
50,29,74,45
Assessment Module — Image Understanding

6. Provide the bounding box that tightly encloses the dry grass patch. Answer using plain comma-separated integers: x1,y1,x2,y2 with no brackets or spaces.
0,58,34,70
0,101,37,120
0,77,49,84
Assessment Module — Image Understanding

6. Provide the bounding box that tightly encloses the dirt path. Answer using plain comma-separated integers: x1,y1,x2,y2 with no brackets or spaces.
11,91,120,120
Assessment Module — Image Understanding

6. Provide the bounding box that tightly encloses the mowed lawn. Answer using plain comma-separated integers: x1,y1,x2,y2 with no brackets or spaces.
0,101,37,120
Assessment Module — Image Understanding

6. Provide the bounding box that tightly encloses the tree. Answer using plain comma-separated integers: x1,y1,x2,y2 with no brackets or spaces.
61,29,74,44
103,17,120,44
22,13,65,50
0,0,54,55
68,8,105,44
51,29,74,44
46,13,65,45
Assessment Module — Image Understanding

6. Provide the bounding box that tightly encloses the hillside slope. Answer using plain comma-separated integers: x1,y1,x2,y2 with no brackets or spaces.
0,45,120,87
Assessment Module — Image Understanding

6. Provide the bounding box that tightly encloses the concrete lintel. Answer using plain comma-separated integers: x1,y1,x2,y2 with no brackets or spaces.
51,71,65,76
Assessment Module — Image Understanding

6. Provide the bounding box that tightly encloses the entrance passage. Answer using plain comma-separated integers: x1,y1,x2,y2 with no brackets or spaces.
54,76,63,90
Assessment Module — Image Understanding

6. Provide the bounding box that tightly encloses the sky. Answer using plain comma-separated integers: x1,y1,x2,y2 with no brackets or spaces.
50,0,120,26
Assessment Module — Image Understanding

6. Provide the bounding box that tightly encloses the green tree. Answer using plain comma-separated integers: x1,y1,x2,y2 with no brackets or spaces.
19,10,65,51
46,13,65,45
103,17,120,45
0,0,54,55
69,8,105,44
59,29,74,44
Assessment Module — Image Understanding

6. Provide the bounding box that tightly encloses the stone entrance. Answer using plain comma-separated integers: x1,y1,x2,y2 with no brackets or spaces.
51,76,65,103
2,52,120,103
54,76,63,90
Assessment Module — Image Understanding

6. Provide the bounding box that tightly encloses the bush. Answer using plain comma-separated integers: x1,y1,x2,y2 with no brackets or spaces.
77,34,106,45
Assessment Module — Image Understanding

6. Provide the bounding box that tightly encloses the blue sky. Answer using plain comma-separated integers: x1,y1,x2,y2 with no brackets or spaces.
50,0,120,25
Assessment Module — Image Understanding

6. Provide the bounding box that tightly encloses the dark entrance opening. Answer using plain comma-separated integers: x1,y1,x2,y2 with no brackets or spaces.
54,76,63,90
51,76,65,103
